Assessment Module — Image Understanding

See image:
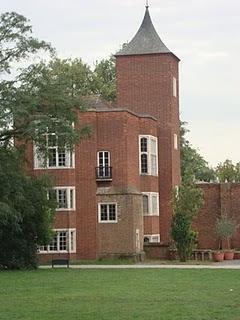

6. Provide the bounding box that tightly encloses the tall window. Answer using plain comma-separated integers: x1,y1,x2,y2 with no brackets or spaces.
142,192,159,216
38,229,76,253
97,151,111,179
174,134,178,150
139,136,158,176
49,187,75,210
173,76,177,97
34,133,74,169
98,203,117,223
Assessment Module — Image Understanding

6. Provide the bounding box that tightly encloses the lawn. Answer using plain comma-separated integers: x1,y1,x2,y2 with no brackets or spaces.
0,268,239,320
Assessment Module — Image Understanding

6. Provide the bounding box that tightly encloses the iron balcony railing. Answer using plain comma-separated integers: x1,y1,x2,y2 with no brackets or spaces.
96,166,112,181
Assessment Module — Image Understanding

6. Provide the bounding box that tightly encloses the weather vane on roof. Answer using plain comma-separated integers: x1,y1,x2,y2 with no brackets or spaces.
146,0,149,8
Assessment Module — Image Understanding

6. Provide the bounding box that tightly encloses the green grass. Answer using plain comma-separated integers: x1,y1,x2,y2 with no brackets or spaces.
0,269,240,320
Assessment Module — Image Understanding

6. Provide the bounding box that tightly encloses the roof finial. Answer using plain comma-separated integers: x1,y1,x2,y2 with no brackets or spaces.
146,0,149,8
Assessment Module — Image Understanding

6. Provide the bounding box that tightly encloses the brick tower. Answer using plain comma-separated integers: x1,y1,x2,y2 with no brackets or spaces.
115,5,181,242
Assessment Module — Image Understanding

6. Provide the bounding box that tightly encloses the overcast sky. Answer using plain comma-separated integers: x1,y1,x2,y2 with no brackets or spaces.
1,0,239,166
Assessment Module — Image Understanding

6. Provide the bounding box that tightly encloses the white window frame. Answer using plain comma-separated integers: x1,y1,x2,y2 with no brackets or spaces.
174,134,178,150
144,234,160,243
142,192,159,216
38,228,76,253
97,151,110,167
98,202,118,223
139,135,158,176
50,187,75,211
173,76,177,97
33,134,75,169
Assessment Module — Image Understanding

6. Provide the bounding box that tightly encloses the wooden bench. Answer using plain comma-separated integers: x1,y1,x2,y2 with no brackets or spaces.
52,259,69,268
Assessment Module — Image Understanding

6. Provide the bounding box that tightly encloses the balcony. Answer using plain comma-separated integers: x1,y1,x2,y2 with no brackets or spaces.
96,166,112,181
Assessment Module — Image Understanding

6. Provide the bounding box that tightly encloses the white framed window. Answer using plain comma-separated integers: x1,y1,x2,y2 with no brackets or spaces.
34,133,75,169
97,151,112,179
38,229,76,253
173,76,177,97
98,203,117,223
174,134,178,150
144,234,160,243
139,135,158,176
142,192,159,216
49,187,75,211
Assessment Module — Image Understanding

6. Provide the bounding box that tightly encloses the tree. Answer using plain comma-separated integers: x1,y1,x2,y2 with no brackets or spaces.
215,214,238,249
0,13,90,268
92,56,116,101
180,122,216,182
0,12,53,74
215,160,240,183
0,148,56,269
171,180,203,261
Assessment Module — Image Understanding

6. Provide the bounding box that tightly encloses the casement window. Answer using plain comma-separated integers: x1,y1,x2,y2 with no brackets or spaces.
38,229,76,253
49,187,75,210
98,203,117,223
34,133,74,169
96,151,112,179
139,135,158,176
142,192,159,216
173,76,177,97
144,234,160,243
174,134,178,150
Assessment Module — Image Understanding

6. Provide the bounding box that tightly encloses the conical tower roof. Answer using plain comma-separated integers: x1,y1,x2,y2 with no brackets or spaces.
116,6,173,56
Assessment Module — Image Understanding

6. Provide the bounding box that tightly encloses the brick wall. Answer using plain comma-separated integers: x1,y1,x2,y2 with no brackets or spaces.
195,183,240,250
116,53,181,242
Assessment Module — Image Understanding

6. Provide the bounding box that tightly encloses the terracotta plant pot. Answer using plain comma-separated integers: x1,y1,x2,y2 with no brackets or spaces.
224,250,235,260
212,251,224,262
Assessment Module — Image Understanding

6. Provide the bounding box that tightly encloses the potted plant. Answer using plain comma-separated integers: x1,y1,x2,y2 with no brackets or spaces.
215,214,238,260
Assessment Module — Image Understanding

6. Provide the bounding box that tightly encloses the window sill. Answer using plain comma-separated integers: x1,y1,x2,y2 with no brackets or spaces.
98,221,118,224
34,167,75,170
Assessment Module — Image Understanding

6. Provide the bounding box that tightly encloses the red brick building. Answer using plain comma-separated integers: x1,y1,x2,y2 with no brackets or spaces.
32,6,181,262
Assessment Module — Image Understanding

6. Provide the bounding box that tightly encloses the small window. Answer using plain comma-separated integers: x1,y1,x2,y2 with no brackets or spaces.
144,234,160,243
98,203,117,223
173,77,177,97
142,193,159,216
174,134,178,150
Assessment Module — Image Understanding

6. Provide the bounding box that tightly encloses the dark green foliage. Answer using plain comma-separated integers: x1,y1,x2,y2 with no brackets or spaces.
171,181,203,261
216,159,240,182
0,149,55,269
180,122,216,182
92,56,116,101
0,12,53,74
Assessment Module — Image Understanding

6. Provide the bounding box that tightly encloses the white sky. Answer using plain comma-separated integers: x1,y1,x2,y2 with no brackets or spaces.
1,0,239,167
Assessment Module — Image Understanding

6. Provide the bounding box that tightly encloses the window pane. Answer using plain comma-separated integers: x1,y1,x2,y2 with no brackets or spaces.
49,234,57,251
70,231,74,252
150,138,157,155
152,195,158,214
98,152,104,166
100,204,108,221
58,148,66,166
143,195,149,214
70,189,74,209
108,204,116,221
141,154,148,174
48,134,57,147
140,138,148,152
48,148,57,167
151,155,157,175
59,231,67,251
58,189,67,208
